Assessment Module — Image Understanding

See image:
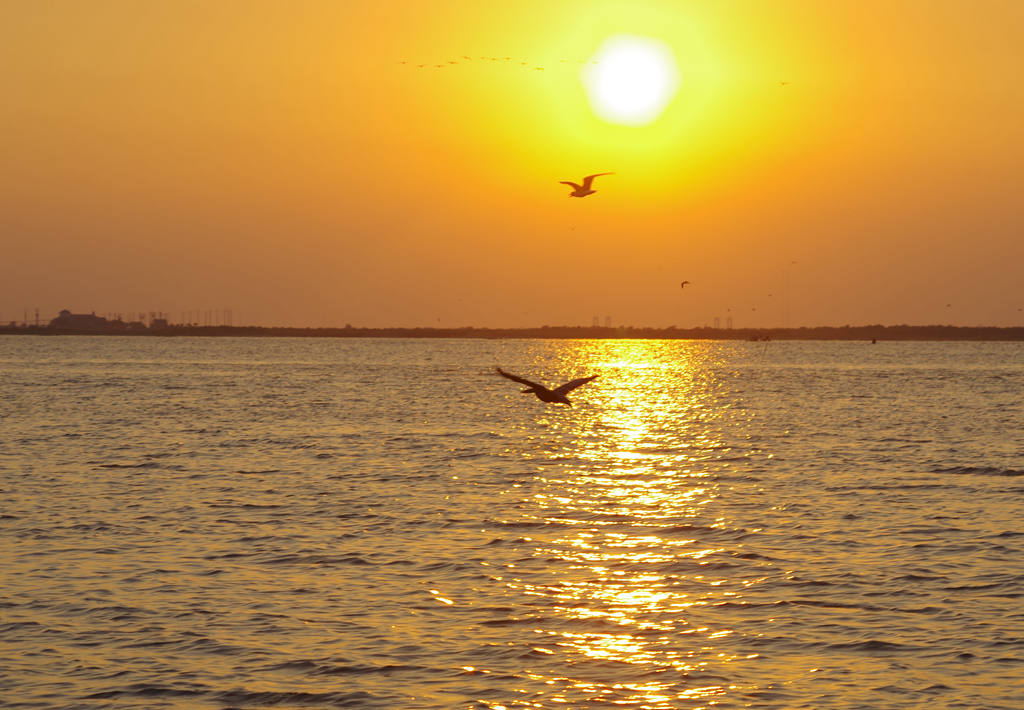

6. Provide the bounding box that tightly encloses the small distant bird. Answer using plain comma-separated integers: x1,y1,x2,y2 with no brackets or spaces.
780,81,790,85
496,368,597,406
560,172,613,198
680,281,691,288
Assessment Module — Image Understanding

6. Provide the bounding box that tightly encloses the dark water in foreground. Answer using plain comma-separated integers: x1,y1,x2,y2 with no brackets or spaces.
1,337,1022,709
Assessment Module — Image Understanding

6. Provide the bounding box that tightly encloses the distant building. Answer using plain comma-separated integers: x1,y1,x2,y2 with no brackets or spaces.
49,309,112,331
48,309,163,331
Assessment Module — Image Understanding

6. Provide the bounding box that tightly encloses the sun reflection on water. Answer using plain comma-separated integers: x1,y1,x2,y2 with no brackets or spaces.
488,341,758,707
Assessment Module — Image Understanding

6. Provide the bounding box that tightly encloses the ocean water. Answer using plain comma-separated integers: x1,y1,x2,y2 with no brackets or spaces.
1,336,1022,710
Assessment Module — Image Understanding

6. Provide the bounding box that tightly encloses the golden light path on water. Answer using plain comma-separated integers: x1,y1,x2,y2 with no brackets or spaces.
484,340,762,708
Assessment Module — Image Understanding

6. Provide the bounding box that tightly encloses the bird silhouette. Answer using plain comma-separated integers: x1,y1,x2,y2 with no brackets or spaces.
560,172,613,198
496,368,597,406
680,281,691,288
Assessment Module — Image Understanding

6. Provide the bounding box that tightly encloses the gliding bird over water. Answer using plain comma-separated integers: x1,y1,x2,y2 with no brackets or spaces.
495,368,598,406
560,172,613,198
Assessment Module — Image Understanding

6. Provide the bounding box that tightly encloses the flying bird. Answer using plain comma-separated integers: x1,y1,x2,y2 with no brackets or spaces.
680,281,691,288
560,172,614,198
495,368,597,406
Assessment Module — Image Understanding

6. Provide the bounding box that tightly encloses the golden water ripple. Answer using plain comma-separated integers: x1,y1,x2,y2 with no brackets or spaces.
1,337,1022,708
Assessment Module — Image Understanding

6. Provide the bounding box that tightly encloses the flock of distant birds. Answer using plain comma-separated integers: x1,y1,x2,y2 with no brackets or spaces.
398,55,795,88
398,56,597,71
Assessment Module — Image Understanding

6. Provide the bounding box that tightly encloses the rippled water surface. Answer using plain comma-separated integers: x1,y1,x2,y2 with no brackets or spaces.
2,336,1023,709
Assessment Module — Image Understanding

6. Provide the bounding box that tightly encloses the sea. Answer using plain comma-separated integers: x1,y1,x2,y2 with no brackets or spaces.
1,336,1022,710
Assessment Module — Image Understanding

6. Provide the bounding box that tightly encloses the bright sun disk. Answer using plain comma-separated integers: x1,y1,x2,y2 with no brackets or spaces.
583,36,680,126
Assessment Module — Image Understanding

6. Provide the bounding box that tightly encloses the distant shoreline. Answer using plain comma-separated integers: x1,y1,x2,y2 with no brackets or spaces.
2,325,1023,341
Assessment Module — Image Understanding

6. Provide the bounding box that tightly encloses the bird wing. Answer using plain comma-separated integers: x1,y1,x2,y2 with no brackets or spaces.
553,374,598,395
496,367,544,390
581,172,613,189
560,181,583,190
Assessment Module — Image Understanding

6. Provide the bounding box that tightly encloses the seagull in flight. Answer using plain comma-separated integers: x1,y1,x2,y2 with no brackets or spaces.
560,172,613,198
495,368,598,406
680,281,691,288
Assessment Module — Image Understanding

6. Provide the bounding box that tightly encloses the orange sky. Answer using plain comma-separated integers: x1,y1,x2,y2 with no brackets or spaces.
2,0,1021,328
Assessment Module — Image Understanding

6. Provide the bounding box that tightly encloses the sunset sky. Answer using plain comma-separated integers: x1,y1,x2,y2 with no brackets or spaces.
2,0,1021,328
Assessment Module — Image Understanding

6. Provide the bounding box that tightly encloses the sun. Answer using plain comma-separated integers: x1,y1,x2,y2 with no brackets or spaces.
582,35,680,126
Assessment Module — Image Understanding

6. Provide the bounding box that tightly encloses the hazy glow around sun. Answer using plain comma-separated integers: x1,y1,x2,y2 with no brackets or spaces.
583,36,680,126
